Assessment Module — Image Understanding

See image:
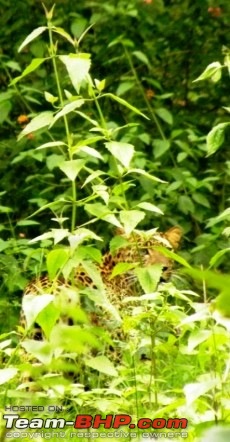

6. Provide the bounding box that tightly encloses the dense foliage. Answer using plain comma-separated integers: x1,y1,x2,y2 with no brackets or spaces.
0,1,230,441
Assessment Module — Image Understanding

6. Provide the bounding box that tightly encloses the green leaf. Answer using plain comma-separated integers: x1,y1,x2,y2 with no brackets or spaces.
18,26,47,52
110,262,137,279
155,247,191,268
50,99,85,127
120,210,145,234
187,330,212,352
216,291,230,318
36,141,66,150
85,356,118,377
103,93,149,119
126,168,166,183
209,248,230,268
21,340,52,365
201,427,230,442
105,141,134,168
78,146,103,160
59,53,91,94
155,108,173,125
184,379,219,406
135,265,163,293
206,123,230,156
52,26,75,46
193,62,222,82
137,202,164,214
10,58,46,86
47,249,69,280
59,159,85,181
116,81,135,96
178,195,195,214
0,368,18,385
50,324,99,353
22,294,54,329
192,193,210,208
18,111,53,140
0,100,11,123
133,50,149,66
153,139,170,158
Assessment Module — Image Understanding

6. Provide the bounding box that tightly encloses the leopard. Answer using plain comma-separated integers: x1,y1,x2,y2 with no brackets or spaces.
19,226,182,389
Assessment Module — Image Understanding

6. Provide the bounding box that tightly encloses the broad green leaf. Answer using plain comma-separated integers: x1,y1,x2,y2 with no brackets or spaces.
116,81,135,96
209,248,230,268
155,108,173,125
36,141,66,150
85,356,118,376
206,207,230,227
52,26,75,46
47,249,69,280
0,205,12,213
193,62,222,82
206,123,230,156
120,210,145,234
192,193,210,208
0,100,11,123
50,324,99,353
126,168,166,183
133,50,149,66
105,141,134,168
78,146,103,160
22,294,54,329
44,91,58,104
50,99,85,127
201,427,230,442
187,330,212,352
155,246,191,268
21,340,52,365
216,291,230,318
18,26,47,52
84,203,110,219
137,202,164,215
135,265,163,293
10,58,46,86
18,111,53,140
16,220,39,226
153,139,170,158
82,170,106,187
184,379,219,406
178,195,195,214
59,53,91,94
103,93,149,119
36,302,60,339
110,262,137,279
0,368,18,385
59,159,85,181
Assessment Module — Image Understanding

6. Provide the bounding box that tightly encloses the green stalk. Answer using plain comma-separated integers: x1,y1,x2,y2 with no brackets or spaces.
47,20,76,232
123,45,166,141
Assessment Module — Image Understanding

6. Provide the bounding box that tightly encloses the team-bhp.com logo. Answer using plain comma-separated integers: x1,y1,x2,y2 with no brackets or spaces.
3,414,188,430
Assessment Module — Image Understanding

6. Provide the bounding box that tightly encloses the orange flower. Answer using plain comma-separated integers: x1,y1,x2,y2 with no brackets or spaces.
17,114,29,125
208,7,222,17
146,89,155,99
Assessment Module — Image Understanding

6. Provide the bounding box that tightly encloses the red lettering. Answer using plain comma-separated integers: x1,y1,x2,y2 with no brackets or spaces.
152,418,166,429
74,415,92,429
167,418,188,429
113,415,131,429
138,418,152,429
93,415,113,429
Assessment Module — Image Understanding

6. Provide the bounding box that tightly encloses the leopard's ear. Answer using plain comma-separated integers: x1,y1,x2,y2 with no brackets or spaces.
164,226,182,249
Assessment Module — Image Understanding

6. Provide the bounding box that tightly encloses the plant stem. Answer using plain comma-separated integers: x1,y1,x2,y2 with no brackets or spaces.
47,20,76,232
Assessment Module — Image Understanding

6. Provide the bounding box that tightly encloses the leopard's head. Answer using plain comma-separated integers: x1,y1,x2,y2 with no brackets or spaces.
103,226,182,290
